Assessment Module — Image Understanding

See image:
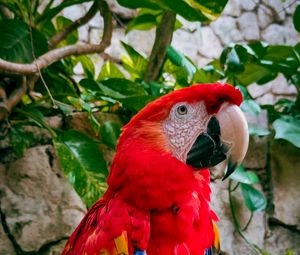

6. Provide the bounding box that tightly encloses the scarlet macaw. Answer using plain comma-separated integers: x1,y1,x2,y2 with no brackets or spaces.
62,83,249,255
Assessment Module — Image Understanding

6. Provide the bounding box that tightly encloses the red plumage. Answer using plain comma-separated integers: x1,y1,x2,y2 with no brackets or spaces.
62,83,242,255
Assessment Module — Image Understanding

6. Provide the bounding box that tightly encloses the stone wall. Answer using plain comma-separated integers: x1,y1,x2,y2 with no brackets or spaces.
1,0,300,254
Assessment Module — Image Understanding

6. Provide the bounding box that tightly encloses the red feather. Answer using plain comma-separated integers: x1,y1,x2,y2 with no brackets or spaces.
62,83,242,255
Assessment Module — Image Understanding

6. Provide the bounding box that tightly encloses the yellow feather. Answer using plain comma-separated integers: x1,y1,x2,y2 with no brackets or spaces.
114,231,129,255
213,222,220,251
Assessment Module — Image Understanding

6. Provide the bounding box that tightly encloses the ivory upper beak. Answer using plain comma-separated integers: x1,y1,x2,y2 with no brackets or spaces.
215,103,249,177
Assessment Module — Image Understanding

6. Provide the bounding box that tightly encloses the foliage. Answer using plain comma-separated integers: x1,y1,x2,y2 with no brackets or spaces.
0,1,299,254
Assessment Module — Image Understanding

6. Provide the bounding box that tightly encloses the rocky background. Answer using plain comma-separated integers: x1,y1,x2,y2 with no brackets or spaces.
0,0,300,254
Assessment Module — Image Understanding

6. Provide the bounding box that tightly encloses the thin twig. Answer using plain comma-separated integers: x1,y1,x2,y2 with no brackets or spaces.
0,0,112,75
49,0,99,48
29,0,56,107
144,11,176,82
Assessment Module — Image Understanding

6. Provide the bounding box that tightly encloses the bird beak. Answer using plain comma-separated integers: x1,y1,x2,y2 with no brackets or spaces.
216,103,249,180
186,103,249,179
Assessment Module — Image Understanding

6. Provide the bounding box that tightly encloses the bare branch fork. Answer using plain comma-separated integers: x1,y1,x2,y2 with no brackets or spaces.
0,0,112,75
0,0,112,122
0,76,27,121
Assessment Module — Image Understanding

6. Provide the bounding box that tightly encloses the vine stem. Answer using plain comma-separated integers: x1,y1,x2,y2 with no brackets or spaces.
29,0,57,108
228,180,264,255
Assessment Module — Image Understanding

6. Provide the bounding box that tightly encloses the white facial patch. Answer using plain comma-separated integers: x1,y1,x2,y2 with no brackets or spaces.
162,102,210,162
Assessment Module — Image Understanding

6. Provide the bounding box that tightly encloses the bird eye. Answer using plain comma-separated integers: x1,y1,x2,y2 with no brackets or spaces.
176,105,188,115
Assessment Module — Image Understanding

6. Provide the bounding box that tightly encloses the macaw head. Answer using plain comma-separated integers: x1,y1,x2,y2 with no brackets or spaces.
117,83,248,179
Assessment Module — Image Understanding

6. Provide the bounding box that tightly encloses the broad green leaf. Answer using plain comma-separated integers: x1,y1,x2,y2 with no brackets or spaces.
55,101,74,115
167,46,197,80
8,125,35,157
119,95,157,112
100,121,122,149
273,117,300,148
240,99,261,116
240,183,266,212
235,63,271,86
0,19,48,63
56,16,78,45
230,165,259,185
293,5,300,32
117,0,228,22
81,78,149,102
146,81,173,96
98,61,125,81
54,130,108,207
116,0,161,10
35,67,78,98
89,113,101,136
163,59,190,86
226,47,247,74
99,78,148,99
126,14,157,33
76,56,95,80
193,60,224,83
260,45,299,77
80,78,100,91
248,124,270,136
121,42,148,79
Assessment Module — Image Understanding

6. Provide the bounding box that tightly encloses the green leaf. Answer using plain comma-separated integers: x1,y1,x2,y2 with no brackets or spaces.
226,47,247,74
126,13,157,33
97,61,125,81
194,60,224,83
8,125,35,157
54,130,108,208
163,59,190,86
167,46,197,80
293,5,300,33
261,45,299,77
273,117,300,148
240,99,261,116
116,0,161,10
117,0,228,22
55,101,74,115
119,95,157,112
55,16,78,45
88,113,101,136
80,78,99,91
0,19,48,63
248,124,270,136
229,165,259,185
240,183,266,212
100,121,122,149
37,0,92,25
99,78,148,99
235,63,271,86
146,81,173,96
76,56,95,80
121,42,148,79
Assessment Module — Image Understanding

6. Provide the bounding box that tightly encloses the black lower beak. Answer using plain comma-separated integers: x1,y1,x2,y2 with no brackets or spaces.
186,116,229,172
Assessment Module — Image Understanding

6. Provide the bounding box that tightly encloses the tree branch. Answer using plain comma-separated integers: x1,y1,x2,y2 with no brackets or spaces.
48,0,99,48
0,76,27,121
144,11,176,82
0,0,112,75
